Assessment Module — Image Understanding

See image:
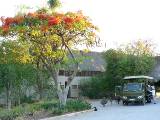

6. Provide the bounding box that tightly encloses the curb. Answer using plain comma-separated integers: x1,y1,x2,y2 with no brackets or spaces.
41,109,94,120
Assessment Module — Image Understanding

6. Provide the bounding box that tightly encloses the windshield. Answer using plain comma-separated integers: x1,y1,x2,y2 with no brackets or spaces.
123,83,142,91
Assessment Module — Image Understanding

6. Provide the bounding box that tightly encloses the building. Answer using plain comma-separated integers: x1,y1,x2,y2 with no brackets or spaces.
59,53,160,98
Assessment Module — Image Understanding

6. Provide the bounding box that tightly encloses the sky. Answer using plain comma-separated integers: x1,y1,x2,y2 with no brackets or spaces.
1,0,160,53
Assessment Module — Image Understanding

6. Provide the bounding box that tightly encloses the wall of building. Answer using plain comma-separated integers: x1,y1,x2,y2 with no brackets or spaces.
58,75,91,98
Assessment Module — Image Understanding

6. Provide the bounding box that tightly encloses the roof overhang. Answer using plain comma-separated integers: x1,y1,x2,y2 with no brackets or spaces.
123,75,154,80
123,75,157,82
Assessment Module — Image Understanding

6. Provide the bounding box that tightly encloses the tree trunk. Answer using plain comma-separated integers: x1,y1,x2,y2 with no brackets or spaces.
18,96,21,105
49,61,78,106
57,86,69,106
6,87,11,110
39,88,43,100
51,53,78,106
50,69,69,106
18,89,21,105
36,67,44,100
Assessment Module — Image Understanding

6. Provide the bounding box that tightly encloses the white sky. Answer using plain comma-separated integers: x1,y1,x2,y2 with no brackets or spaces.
1,0,160,53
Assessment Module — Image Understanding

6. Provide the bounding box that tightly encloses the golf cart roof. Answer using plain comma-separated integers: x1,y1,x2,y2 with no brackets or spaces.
123,76,154,80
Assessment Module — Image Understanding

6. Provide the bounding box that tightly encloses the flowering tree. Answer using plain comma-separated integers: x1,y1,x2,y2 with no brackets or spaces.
0,10,99,105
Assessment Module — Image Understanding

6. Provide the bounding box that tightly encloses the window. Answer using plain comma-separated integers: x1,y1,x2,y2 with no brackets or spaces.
64,71,69,76
60,85,64,89
59,70,102,77
77,85,80,88
72,85,78,89
59,70,64,76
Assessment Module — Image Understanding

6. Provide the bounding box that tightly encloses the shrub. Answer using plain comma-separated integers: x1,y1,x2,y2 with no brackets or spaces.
20,95,35,104
65,99,91,111
51,99,91,115
79,74,107,99
0,102,50,120
0,99,91,119
0,106,24,120
0,107,3,111
52,108,64,115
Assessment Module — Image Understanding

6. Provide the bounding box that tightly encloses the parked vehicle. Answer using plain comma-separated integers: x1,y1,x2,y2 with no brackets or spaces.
115,76,156,105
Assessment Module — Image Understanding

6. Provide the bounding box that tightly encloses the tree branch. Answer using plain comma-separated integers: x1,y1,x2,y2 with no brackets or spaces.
60,35,79,86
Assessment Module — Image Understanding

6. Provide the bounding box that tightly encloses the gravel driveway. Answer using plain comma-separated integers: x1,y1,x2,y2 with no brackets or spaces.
44,99,160,120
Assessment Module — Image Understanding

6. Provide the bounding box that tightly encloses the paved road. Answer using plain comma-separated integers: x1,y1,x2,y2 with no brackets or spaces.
44,99,160,120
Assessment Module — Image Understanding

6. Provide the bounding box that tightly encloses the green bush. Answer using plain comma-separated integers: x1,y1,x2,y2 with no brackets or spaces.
80,74,107,99
65,99,91,111
0,107,3,111
0,106,24,120
52,108,64,115
0,101,55,120
40,100,58,110
51,99,91,115
20,96,35,104
0,99,91,119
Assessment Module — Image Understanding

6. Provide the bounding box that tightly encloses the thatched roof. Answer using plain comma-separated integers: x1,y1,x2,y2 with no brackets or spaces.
66,51,106,72
78,52,106,72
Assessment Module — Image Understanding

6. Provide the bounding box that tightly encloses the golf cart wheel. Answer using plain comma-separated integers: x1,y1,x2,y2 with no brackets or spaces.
123,101,125,105
123,101,128,105
126,102,128,105
142,98,146,105
147,98,151,103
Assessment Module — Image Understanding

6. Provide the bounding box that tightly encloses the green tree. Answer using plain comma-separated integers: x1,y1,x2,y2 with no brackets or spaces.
123,39,154,56
0,40,32,109
104,40,155,92
47,0,61,10
103,49,124,91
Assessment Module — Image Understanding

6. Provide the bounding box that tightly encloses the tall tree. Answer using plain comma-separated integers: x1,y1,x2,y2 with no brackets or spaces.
0,40,32,109
122,39,154,56
0,11,99,105
47,0,61,10
104,40,155,91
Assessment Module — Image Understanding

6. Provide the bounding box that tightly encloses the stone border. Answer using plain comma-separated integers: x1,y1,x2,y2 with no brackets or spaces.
41,109,94,120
